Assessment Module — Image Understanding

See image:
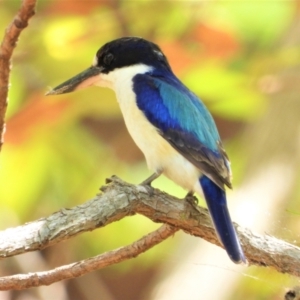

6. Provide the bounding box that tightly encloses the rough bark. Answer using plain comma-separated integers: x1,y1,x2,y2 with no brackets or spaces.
0,176,299,291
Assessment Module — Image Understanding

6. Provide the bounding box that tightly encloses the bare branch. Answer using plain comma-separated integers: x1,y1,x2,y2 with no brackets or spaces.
0,224,177,290
0,0,37,152
0,176,299,283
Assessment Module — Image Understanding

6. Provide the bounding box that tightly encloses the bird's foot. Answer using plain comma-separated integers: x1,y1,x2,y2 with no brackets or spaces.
139,171,162,196
184,191,199,209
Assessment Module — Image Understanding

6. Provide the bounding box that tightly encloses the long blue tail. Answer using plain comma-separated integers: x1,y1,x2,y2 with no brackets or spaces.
199,175,246,264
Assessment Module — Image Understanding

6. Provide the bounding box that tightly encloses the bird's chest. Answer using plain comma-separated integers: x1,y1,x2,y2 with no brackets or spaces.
115,83,174,170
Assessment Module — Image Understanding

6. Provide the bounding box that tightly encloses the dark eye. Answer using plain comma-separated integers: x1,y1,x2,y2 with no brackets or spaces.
103,53,114,66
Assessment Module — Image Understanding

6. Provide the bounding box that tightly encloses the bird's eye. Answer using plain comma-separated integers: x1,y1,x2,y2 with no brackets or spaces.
103,53,114,66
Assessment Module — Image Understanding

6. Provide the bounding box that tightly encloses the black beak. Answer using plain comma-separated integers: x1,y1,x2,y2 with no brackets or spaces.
46,66,104,95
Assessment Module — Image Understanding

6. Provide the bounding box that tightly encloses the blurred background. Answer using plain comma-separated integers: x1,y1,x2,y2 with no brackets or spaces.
1,0,300,299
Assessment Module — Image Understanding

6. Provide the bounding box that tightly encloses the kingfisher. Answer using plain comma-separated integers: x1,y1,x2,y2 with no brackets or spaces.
47,37,245,264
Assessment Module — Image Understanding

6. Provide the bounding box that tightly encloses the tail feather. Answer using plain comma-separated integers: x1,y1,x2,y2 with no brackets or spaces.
199,175,246,264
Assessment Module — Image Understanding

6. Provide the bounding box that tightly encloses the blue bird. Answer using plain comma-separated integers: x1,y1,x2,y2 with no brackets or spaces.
47,37,246,264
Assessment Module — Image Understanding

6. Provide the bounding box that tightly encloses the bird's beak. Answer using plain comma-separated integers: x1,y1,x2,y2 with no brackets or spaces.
46,66,104,95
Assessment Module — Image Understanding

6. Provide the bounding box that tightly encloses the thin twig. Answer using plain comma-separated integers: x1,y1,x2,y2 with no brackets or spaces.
0,224,177,290
0,0,37,152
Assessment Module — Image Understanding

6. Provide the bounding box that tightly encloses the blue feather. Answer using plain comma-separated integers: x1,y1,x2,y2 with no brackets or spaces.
133,72,231,188
200,175,245,263
134,73,220,150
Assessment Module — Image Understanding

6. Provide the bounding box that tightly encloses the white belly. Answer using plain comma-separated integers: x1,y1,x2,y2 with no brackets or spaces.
115,81,202,193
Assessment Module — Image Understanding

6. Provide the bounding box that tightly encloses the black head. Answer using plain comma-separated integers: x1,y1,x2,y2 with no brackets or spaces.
93,37,171,73
46,37,171,95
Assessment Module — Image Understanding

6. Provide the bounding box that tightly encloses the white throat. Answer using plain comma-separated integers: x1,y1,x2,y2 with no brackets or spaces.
95,64,152,91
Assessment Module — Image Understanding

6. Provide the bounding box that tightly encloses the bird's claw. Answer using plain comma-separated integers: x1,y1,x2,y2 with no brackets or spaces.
139,171,163,196
184,192,199,209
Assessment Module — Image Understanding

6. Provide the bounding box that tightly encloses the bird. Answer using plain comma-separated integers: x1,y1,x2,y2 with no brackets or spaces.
46,37,246,264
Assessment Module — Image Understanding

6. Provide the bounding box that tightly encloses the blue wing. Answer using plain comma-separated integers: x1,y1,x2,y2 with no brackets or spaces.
133,73,231,189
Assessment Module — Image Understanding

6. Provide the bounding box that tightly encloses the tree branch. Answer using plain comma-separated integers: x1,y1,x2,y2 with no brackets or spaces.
0,223,178,290
0,176,299,290
0,0,37,152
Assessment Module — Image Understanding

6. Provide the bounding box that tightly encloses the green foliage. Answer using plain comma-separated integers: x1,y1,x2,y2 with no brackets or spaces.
184,62,266,120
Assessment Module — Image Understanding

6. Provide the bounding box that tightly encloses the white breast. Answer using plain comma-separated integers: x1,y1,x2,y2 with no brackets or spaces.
98,64,203,194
